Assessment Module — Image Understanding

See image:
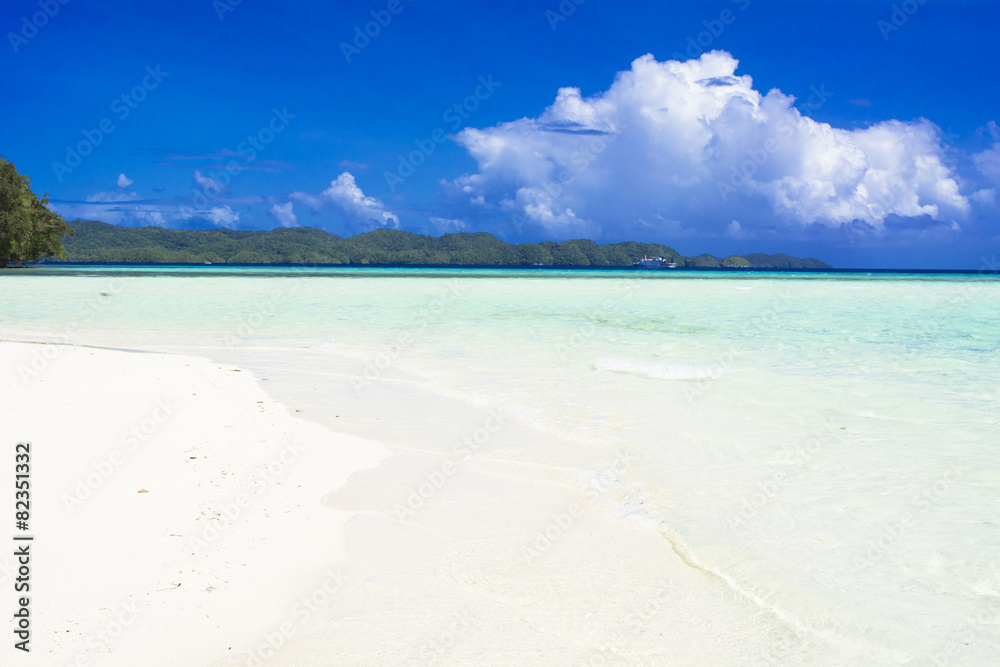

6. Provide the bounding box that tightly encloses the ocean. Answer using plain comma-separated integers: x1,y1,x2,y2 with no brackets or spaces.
2,265,998,664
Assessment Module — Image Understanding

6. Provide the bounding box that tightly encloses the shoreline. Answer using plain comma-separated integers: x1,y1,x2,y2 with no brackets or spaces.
1,268,996,664
206,348,809,665
3,338,800,665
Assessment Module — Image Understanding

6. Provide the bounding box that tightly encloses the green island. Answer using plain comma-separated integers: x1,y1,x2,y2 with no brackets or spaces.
57,220,832,269
1,158,830,269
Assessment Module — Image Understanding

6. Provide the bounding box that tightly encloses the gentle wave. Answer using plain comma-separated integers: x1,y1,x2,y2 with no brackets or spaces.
593,356,721,380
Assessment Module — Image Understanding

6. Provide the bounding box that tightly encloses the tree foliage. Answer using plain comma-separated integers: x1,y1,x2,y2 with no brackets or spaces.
721,255,752,268
58,219,832,269
0,158,74,267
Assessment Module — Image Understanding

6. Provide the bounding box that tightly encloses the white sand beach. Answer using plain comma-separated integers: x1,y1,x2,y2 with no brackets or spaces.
4,259,995,667
0,342,385,666
5,0,1000,662
1,340,797,666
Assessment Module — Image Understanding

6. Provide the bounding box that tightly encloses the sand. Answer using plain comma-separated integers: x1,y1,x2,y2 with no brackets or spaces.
1,340,795,666
0,342,385,666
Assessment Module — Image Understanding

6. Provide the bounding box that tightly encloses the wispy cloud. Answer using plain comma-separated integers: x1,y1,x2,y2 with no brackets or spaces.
51,174,244,230
157,149,292,172
339,159,369,170
429,217,466,233
192,170,228,195
206,205,239,229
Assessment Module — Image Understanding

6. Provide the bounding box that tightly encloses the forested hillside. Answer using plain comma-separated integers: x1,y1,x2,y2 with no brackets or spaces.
58,220,833,269
0,158,73,266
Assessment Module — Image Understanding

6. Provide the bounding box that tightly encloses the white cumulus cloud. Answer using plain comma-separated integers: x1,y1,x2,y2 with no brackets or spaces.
291,172,398,231
269,202,299,227
207,205,239,229
726,220,754,239
447,51,969,239
117,173,134,188
972,122,1000,185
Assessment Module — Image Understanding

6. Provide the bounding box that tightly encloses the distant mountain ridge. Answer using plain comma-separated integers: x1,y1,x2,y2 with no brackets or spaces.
57,220,833,269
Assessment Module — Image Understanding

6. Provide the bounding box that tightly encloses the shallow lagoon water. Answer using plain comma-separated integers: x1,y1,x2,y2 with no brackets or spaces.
3,265,999,664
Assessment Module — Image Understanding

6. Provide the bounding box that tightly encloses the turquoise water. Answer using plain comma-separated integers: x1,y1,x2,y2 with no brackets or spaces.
3,266,999,663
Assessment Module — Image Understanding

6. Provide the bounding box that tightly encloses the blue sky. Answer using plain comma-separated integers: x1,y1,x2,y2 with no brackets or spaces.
2,0,999,268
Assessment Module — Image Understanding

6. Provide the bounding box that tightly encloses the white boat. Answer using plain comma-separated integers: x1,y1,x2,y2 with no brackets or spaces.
634,256,665,268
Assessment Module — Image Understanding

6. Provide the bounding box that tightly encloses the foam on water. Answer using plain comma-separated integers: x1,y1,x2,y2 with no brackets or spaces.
594,356,722,380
